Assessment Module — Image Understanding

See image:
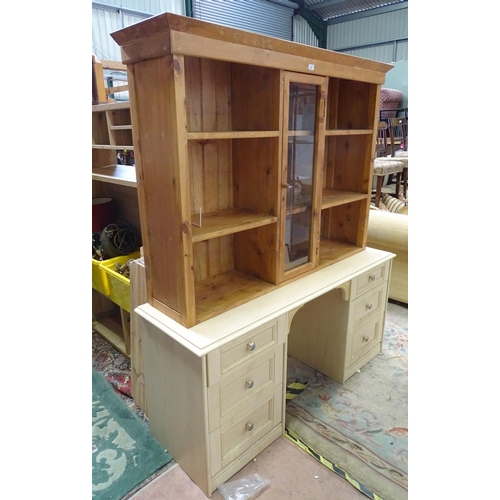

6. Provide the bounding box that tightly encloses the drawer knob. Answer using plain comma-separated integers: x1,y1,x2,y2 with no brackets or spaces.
245,422,254,431
246,380,254,389
366,303,373,310
369,274,376,281
363,335,369,342
247,342,256,351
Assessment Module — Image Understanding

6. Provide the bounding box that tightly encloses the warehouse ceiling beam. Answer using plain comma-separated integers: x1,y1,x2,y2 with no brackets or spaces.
294,0,327,48
308,0,346,10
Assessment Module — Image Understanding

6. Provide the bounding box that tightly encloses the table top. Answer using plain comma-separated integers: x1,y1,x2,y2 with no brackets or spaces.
135,247,395,357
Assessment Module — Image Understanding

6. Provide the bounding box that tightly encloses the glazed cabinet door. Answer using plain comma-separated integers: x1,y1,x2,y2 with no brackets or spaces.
280,72,327,281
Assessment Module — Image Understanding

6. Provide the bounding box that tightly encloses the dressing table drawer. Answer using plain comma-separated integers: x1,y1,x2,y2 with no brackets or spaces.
351,262,389,299
207,344,283,432
207,316,287,386
351,282,387,328
209,385,282,476
347,315,384,369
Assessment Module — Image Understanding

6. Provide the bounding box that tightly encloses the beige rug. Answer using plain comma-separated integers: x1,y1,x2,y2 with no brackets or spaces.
285,302,408,500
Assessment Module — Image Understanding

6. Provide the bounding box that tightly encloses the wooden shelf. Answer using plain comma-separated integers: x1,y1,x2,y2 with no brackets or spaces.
287,202,311,215
321,189,367,209
92,101,130,112
191,208,277,242
318,239,364,268
288,130,314,137
92,144,134,150
110,125,133,131
92,164,136,187
325,129,373,136
195,269,276,324
187,131,279,140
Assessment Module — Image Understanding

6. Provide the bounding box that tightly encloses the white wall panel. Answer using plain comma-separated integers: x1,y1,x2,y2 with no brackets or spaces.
192,0,294,40
340,44,393,62
97,0,184,15
327,9,407,50
395,39,408,61
92,0,185,62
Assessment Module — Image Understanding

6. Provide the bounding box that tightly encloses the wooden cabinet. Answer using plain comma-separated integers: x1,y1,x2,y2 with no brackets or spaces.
287,260,390,384
138,312,288,496
111,13,392,329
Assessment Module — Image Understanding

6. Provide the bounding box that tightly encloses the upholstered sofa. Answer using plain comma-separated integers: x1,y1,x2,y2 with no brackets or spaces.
379,88,404,119
367,207,408,304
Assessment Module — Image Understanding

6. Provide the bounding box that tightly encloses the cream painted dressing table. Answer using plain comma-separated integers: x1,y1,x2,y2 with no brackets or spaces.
136,247,393,496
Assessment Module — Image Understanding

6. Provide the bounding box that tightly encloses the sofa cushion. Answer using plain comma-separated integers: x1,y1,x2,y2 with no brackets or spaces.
367,209,408,304
381,193,408,215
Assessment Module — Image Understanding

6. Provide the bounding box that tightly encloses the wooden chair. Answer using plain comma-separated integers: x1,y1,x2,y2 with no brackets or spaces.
373,121,404,207
376,121,388,157
387,116,408,198
388,116,408,156
372,158,404,208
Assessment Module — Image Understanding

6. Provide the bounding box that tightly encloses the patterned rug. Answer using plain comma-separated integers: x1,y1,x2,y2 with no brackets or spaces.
92,331,146,421
285,301,408,500
92,331,176,499
92,368,173,500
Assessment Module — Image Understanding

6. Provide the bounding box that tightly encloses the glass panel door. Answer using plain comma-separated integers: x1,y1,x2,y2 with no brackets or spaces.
282,74,327,274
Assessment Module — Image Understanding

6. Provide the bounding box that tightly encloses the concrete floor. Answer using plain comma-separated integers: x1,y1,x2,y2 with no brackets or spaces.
129,435,368,500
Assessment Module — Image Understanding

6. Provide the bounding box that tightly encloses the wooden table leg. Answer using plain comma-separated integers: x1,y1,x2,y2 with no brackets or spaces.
375,176,384,207
402,166,408,198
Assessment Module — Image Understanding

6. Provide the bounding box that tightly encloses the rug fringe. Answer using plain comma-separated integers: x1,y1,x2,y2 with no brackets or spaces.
284,426,384,500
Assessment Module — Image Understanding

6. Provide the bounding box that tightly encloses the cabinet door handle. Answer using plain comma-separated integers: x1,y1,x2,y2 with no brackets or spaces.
363,335,369,342
366,303,373,310
245,422,254,431
369,274,376,281
246,380,254,389
247,342,256,351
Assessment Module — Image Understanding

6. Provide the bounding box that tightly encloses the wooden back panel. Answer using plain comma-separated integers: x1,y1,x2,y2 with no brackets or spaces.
185,57,231,133
231,64,280,131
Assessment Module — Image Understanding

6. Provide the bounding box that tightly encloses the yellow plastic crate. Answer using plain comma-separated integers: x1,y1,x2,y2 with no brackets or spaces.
92,257,111,296
92,254,132,296
99,251,141,312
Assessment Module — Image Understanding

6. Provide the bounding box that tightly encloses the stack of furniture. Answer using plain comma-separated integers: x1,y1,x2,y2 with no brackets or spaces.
92,97,141,355
109,13,395,497
92,55,129,104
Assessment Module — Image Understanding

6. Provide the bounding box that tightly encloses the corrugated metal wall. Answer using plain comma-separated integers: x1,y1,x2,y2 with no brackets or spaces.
293,15,319,47
192,0,294,40
327,7,407,63
92,0,185,61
